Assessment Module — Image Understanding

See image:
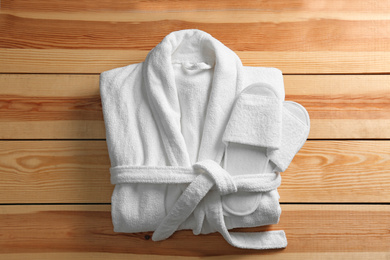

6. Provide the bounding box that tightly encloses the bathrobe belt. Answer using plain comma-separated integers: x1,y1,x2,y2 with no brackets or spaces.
110,159,288,249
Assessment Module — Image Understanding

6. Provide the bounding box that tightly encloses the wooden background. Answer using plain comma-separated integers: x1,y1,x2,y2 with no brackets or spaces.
0,0,389,259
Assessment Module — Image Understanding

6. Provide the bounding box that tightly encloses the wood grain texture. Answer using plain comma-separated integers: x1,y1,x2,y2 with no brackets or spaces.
1,11,389,51
2,74,390,139
0,141,111,203
1,0,389,51
2,252,390,260
2,49,390,74
0,74,105,139
1,0,390,74
3,0,390,12
4,10,390,23
0,205,389,257
0,140,389,203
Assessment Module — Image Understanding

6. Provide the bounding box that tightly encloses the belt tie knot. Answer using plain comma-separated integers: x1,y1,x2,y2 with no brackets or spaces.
193,159,237,195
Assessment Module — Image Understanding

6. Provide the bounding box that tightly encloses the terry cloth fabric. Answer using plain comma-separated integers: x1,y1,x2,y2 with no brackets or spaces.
267,102,311,172
100,29,308,249
223,83,283,150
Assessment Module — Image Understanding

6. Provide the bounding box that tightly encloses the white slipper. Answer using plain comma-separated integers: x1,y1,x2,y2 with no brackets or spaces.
221,82,310,216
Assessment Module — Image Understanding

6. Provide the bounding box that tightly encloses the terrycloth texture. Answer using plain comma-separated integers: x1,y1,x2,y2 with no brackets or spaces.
110,161,286,249
223,83,283,150
220,90,310,223
110,165,282,192
99,29,302,249
221,83,283,219
268,102,311,172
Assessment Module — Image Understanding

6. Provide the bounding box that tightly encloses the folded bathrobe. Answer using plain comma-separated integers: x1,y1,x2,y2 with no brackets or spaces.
100,29,308,249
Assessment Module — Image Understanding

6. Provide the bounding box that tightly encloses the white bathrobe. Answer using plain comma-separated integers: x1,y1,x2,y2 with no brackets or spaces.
100,29,306,249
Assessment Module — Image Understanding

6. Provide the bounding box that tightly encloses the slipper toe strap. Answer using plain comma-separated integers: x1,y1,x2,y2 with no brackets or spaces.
223,93,283,150
268,107,310,172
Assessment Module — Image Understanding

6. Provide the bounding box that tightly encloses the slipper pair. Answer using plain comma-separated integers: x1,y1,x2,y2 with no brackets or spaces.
221,83,310,216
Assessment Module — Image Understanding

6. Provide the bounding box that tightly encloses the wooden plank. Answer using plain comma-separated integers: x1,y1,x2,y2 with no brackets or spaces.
1,49,390,74
0,140,389,203
284,75,390,139
2,252,389,260
1,74,390,139
4,10,390,23
1,2,389,51
0,205,388,257
3,0,390,12
0,141,111,204
0,74,105,139
1,2,390,74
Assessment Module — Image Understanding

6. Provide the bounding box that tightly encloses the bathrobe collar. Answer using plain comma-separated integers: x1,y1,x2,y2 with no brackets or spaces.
143,29,244,167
